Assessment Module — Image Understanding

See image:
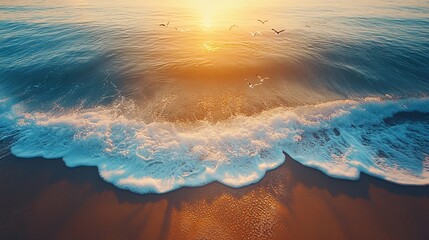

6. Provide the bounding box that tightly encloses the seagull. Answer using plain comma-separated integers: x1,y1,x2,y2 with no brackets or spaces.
175,27,190,32
249,31,262,36
159,21,170,27
257,75,271,82
229,24,238,31
246,79,263,88
271,28,285,35
258,19,269,24
248,82,263,88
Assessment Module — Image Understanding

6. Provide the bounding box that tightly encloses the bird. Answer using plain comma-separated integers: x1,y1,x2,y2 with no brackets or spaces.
306,24,311,28
159,21,170,27
175,27,190,32
229,24,238,31
248,82,263,88
249,31,262,36
246,79,263,88
271,28,285,35
258,19,269,24
257,75,271,82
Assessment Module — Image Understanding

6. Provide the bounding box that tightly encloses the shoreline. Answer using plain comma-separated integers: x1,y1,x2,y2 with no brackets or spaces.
1,152,429,239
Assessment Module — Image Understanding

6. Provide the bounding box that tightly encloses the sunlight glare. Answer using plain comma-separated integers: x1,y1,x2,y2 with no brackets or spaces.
188,0,247,29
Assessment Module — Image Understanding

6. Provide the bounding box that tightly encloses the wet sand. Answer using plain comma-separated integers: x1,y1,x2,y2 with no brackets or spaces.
0,152,428,240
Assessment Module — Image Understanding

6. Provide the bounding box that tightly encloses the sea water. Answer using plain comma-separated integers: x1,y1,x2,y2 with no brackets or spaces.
1,0,428,193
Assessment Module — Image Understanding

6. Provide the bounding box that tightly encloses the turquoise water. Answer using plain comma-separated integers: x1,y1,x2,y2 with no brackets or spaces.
1,0,429,193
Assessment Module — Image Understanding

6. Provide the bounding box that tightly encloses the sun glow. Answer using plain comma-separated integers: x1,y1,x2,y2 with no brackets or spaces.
188,0,248,29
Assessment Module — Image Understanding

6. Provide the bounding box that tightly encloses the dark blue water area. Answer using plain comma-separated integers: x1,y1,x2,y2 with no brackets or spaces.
300,17,429,97
0,21,123,111
303,39,429,98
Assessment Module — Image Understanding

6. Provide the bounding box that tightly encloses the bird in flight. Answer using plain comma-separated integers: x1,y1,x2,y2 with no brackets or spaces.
159,21,170,27
229,24,238,31
257,75,271,82
175,27,190,32
248,82,263,88
246,78,263,88
271,28,285,35
249,31,262,36
258,19,269,24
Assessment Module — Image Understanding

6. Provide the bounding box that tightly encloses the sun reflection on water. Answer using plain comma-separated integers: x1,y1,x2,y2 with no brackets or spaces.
202,41,221,52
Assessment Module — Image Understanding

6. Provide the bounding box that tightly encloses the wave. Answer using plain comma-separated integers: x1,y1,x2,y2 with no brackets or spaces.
1,96,428,193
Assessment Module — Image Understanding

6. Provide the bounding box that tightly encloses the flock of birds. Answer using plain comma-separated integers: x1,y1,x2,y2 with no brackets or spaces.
248,19,286,36
159,19,285,36
159,19,285,89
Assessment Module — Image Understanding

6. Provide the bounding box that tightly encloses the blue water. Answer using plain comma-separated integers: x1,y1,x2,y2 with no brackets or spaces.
1,0,429,193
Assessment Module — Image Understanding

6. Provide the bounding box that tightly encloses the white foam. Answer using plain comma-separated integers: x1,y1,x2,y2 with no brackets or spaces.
1,96,429,193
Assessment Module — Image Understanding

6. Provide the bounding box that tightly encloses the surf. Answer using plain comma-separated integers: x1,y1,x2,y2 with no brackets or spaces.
1,96,428,193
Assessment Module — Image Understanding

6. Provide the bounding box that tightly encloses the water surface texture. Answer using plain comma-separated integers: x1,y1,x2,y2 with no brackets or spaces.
1,0,429,193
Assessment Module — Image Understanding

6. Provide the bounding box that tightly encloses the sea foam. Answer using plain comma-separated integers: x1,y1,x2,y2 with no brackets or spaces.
1,97,428,193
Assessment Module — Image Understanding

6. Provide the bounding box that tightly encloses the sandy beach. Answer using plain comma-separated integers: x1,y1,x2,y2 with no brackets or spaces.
1,152,428,240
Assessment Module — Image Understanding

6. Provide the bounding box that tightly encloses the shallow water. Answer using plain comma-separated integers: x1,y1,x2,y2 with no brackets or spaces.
1,0,429,193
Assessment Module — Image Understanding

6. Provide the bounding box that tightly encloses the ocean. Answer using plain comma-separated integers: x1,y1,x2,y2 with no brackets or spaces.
1,0,428,193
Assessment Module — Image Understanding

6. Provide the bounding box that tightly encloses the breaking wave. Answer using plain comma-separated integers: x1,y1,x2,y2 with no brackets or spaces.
1,96,428,193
